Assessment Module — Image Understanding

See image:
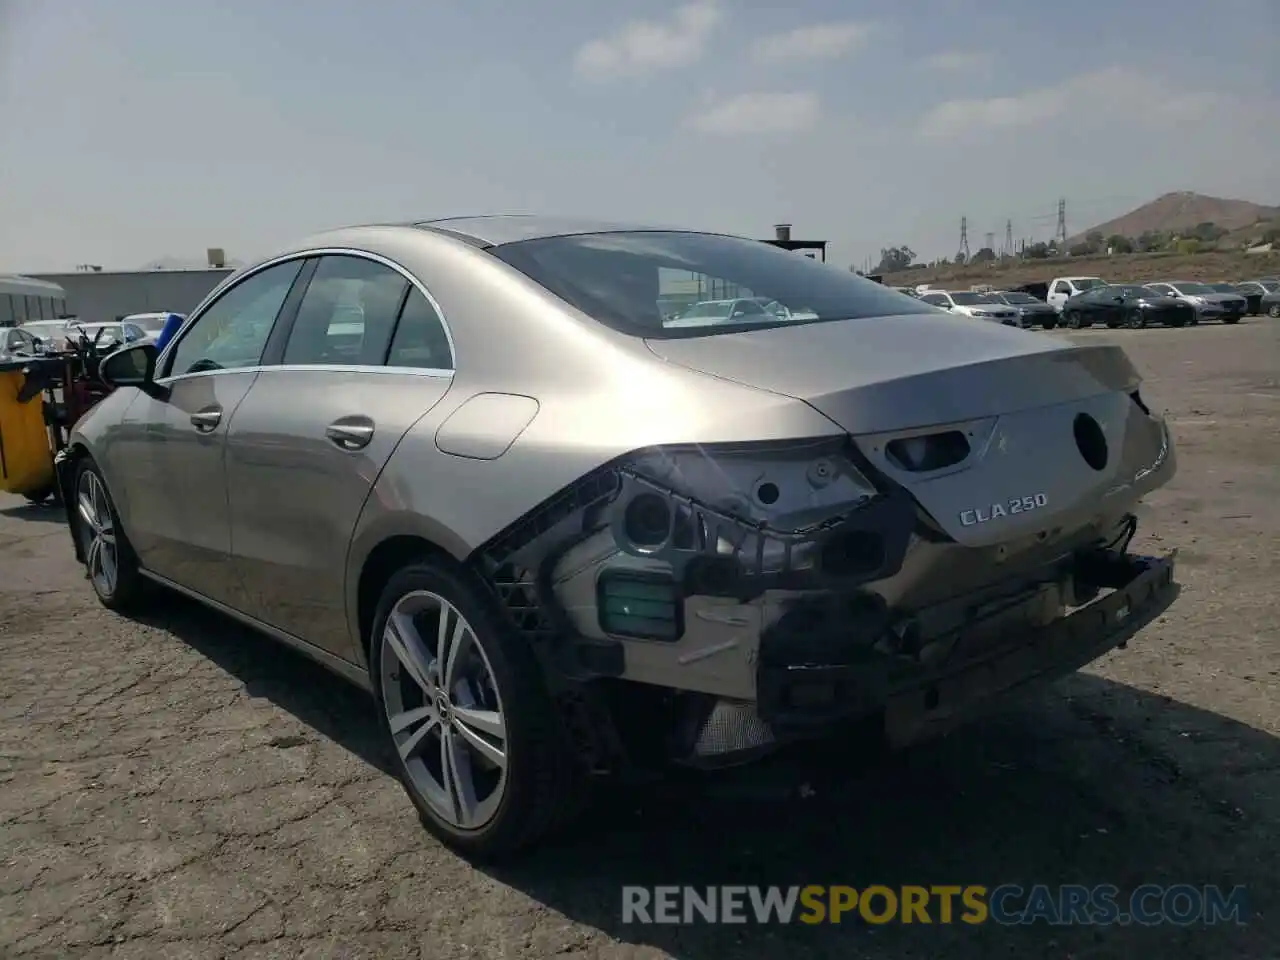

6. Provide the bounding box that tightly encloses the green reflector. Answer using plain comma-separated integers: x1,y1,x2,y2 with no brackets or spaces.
598,572,681,641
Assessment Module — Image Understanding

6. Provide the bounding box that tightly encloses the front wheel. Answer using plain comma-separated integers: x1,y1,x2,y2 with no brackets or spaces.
370,559,584,860
1269,304,1280,319
1065,310,1085,329
1041,315,1058,330
1125,309,1145,330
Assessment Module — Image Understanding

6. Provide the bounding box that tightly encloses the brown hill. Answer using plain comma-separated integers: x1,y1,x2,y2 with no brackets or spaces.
880,248,1280,291
1074,192,1280,242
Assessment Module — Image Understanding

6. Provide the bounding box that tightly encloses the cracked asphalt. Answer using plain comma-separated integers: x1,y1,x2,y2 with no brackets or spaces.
1,319,1277,959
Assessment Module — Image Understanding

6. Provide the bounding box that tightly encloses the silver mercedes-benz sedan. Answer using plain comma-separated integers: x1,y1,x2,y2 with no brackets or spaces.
57,216,1180,858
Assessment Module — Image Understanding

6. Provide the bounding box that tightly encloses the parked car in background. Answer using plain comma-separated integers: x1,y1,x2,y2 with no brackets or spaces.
121,312,185,342
1145,281,1245,324
1061,284,1193,330
988,291,1059,329
55,215,1179,857
19,318,76,351
746,297,820,322
59,321,149,351
665,297,773,328
1234,280,1278,315
917,290,1020,324
1045,276,1106,313
1,325,40,358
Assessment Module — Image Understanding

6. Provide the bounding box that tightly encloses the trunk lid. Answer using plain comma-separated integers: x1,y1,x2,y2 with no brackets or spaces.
647,314,1156,547
645,313,1140,435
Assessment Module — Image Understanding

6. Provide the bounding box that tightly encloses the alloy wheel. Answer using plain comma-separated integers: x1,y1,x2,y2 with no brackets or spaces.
379,590,508,831
76,471,118,597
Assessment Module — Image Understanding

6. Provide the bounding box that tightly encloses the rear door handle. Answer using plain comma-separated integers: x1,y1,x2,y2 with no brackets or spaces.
190,406,222,432
325,416,374,451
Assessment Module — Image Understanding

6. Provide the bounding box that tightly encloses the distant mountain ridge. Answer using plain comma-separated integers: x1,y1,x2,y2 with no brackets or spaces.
1076,191,1280,242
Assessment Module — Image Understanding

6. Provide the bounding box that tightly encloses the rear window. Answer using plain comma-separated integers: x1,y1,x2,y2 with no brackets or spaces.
490,231,935,338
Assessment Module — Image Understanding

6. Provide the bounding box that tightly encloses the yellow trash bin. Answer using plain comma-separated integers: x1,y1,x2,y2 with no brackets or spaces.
0,363,55,500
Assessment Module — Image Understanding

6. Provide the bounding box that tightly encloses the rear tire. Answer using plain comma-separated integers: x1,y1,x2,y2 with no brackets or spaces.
369,558,585,861
1065,310,1085,329
1267,303,1280,318
1041,314,1058,330
1124,309,1145,330
73,458,147,611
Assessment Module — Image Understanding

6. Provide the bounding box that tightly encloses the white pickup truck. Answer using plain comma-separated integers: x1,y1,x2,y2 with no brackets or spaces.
1046,276,1106,312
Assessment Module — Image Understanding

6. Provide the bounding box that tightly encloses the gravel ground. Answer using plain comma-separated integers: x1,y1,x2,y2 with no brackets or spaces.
1,318,1277,959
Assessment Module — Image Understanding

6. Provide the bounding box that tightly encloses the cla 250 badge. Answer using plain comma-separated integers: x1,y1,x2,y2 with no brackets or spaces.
959,493,1048,526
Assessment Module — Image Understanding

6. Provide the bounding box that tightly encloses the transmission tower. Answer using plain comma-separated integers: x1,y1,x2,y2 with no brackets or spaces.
1004,220,1014,257
1055,198,1068,248
958,216,970,262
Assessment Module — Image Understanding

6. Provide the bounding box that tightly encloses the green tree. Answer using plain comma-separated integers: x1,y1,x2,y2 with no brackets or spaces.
1137,231,1168,253
874,246,916,273
971,247,996,263
1023,242,1051,260
1192,221,1227,243
1107,234,1134,254
1175,238,1203,255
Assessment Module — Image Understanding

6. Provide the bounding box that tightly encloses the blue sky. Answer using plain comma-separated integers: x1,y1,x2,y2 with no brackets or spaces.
1,0,1277,272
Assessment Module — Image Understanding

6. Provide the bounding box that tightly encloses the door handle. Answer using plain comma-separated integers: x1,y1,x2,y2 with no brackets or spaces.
325,417,374,451
190,407,222,432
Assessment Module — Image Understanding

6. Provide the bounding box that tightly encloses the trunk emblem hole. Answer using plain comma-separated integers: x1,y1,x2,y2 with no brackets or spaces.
1073,413,1108,471
885,430,971,472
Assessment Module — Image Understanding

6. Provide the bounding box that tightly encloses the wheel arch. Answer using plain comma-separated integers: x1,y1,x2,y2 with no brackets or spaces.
350,526,471,669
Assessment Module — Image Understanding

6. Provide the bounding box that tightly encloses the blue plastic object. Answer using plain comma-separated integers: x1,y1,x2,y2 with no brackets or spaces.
154,312,184,352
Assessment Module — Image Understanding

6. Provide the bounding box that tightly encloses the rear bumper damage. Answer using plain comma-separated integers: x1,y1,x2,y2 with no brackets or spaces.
759,547,1178,750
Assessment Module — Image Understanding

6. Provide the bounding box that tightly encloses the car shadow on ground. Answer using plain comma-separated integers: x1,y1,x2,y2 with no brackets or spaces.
138,590,1275,959
130,590,396,777
0,499,67,525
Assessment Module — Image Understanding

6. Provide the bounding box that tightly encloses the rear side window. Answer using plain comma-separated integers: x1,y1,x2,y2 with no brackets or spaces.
386,287,454,370
283,255,409,367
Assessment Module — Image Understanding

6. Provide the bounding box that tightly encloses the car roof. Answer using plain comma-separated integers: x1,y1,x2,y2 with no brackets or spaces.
410,214,697,248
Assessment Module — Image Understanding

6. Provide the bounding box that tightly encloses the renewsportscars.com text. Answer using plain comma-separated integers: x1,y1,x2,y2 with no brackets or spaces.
621,884,1248,926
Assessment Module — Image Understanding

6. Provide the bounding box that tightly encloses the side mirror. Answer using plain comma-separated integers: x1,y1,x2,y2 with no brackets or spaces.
100,342,161,391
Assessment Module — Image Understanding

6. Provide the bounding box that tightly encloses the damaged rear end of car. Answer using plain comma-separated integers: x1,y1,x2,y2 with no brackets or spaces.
470,228,1181,778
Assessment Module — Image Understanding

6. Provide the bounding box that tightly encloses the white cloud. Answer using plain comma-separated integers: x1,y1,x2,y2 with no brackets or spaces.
573,1,722,81
684,91,821,135
751,21,872,63
921,50,991,72
918,67,1219,140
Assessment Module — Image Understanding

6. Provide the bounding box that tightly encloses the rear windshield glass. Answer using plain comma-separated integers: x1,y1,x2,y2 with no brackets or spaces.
489,231,936,338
